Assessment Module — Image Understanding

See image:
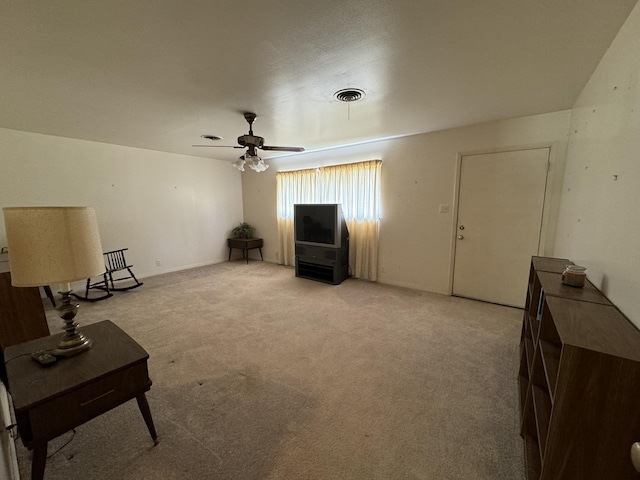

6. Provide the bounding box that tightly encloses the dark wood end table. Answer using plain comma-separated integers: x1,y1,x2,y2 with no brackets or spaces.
227,238,264,264
5,320,158,480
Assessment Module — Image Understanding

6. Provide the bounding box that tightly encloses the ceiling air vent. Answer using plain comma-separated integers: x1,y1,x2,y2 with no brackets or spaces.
334,88,365,103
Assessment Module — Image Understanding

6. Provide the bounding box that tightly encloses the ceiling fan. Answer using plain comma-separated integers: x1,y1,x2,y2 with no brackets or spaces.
193,112,305,172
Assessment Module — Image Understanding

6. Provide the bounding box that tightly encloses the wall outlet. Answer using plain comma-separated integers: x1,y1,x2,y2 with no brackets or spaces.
439,204,450,214
156,260,162,266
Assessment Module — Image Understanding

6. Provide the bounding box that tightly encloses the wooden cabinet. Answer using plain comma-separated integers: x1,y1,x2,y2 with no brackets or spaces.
0,253,50,384
0,273,49,348
519,257,640,479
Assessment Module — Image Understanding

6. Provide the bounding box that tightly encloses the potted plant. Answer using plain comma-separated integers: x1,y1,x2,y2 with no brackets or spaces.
231,222,255,239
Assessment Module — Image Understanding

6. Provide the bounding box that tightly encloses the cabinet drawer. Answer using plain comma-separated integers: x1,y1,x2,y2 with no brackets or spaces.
21,362,150,443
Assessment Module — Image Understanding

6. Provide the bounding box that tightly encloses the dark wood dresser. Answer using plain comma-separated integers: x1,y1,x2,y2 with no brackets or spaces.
0,252,49,383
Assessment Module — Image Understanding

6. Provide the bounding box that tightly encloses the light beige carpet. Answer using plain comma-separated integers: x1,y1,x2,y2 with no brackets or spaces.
16,261,524,479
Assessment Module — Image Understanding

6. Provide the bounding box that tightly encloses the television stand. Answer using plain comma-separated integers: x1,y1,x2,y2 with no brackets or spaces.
295,243,348,285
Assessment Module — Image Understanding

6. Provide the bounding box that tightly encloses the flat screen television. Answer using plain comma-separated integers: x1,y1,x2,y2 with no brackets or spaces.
294,204,349,248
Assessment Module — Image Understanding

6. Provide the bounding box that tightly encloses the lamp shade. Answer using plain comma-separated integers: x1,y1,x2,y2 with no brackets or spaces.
3,207,105,287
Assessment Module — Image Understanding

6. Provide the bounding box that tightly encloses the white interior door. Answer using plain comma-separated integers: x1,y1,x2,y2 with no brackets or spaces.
453,148,550,307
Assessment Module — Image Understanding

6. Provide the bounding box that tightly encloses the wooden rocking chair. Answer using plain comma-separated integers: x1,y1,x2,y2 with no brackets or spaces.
73,248,143,301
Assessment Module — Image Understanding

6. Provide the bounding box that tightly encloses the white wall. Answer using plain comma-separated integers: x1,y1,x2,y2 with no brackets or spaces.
242,111,571,294
0,128,243,284
555,1,640,326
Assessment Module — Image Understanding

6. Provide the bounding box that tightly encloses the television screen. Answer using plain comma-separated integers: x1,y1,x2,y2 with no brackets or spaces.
294,204,337,245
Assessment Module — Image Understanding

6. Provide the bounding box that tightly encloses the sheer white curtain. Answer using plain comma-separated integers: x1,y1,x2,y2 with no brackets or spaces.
276,168,318,266
276,160,382,280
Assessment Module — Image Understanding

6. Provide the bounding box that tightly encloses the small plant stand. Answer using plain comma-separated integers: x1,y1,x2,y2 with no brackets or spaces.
227,238,264,264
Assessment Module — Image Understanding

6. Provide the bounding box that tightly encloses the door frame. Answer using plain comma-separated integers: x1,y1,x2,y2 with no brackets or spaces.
446,142,563,296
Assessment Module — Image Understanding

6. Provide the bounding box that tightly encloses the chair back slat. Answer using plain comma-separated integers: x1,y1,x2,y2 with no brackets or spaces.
103,248,130,272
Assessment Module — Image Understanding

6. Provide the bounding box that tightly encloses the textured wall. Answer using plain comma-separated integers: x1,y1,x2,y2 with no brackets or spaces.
242,111,571,295
0,128,243,283
555,2,640,326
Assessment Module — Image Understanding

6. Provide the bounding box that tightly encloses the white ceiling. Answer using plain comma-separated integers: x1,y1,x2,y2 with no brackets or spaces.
0,0,637,162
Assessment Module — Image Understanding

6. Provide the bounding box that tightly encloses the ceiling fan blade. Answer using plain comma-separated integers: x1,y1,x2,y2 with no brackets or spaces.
191,145,244,148
260,145,305,152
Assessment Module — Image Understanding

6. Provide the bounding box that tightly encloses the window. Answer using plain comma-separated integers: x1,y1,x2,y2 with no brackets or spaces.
276,160,381,280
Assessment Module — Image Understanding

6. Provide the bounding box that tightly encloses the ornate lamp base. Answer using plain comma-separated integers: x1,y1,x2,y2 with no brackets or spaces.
53,290,93,357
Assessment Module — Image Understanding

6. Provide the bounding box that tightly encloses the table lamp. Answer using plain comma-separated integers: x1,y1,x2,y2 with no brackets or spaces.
3,207,105,357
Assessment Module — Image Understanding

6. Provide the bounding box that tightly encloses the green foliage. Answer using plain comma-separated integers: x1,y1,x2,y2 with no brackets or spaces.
231,222,255,239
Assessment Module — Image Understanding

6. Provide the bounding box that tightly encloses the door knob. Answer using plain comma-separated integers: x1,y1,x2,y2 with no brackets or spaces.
631,443,640,472
457,235,464,240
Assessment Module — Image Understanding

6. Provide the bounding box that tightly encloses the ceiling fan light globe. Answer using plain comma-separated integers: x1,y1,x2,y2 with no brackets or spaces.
249,158,269,172
232,158,246,171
